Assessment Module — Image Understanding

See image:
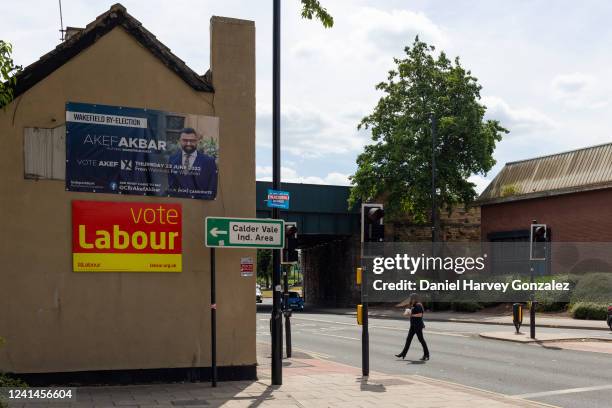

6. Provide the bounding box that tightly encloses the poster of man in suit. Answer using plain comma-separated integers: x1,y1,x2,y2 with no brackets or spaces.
66,102,219,200
167,127,218,199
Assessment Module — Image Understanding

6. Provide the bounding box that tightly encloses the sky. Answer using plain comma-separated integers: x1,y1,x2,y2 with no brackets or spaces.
3,0,612,193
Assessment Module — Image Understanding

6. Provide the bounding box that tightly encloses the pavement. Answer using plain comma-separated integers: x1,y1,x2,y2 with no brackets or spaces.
480,331,612,343
6,342,555,408
301,304,609,331
257,310,612,408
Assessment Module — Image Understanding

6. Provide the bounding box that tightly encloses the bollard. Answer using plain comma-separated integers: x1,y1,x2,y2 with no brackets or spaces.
512,303,523,334
530,301,537,339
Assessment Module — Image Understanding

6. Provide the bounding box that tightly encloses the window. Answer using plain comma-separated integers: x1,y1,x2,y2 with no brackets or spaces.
24,126,66,180
165,115,185,148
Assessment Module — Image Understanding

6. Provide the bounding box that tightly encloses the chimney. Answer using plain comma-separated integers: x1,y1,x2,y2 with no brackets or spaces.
64,27,84,41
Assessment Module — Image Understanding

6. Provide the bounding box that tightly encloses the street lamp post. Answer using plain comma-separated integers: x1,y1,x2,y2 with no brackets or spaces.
271,0,283,386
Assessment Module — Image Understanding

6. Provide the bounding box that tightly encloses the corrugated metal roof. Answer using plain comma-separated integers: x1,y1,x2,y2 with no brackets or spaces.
478,142,612,204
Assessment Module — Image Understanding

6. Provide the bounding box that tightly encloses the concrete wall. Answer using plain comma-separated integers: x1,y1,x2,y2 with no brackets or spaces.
0,17,256,377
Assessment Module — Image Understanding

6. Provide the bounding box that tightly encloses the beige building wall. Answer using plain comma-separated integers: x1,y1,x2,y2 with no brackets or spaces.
0,17,256,375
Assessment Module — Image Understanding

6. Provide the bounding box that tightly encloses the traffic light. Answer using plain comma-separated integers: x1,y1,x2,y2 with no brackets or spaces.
282,222,298,264
530,221,548,261
362,204,384,243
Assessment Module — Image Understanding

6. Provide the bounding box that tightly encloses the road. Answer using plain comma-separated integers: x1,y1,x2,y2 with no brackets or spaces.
256,306,612,408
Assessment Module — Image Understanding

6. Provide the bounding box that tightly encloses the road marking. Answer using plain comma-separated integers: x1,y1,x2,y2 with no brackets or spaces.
370,324,470,337
411,375,558,408
291,316,469,337
257,341,332,359
512,384,612,399
315,332,360,341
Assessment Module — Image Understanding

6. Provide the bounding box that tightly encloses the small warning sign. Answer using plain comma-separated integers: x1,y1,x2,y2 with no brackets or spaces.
240,256,254,277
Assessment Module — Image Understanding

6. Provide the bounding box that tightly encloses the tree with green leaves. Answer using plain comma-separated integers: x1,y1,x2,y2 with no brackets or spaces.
300,0,334,28
0,40,21,109
349,37,506,223
257,249,272,288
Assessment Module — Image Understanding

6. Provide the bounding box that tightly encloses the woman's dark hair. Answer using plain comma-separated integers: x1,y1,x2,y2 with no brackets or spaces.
408,293,420,306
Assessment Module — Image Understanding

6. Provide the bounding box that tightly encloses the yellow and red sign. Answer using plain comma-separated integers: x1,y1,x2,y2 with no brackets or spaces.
72,200,182,272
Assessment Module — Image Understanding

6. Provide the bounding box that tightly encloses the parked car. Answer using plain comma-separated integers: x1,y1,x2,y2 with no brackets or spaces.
607,305,612,331
285,291,304,311
256,285,262,303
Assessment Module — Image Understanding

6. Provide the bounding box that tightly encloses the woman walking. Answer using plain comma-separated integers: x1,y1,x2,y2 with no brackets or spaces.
395,293,430,361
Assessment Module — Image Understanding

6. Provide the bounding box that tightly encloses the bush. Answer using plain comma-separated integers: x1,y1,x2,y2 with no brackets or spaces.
451,301,484,312
535,289,568,312
536,299,567,312
569,302,608,320
570,273,612,304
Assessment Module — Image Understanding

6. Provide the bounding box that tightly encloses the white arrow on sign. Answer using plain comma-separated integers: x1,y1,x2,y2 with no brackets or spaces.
210,227,228,238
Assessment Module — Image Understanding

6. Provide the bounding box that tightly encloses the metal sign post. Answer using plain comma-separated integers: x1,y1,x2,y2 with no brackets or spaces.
210,247,217,387
204,216,285,386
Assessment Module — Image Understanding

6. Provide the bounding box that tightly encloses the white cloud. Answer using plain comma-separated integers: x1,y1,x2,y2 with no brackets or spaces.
469,174,491,195
256,166,350,186
290,6,448,67
552,72,593,95
551,73,609,109
349,7,448,51
257,104,369,158
482,96,556,133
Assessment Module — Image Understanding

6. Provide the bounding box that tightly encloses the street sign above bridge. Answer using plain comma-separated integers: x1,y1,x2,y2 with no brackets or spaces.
205,217,285,249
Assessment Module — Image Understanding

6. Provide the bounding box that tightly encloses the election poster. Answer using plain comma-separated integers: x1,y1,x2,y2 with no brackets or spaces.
65,102,219,200
72,200,182,272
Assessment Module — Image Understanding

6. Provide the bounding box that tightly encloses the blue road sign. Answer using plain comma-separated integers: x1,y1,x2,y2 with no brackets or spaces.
266,189,290,209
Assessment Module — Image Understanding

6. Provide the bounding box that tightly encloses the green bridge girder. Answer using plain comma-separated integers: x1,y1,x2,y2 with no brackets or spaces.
256,181,359,238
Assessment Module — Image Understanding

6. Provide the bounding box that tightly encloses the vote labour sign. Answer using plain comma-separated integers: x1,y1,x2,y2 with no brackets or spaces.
72,200,182,272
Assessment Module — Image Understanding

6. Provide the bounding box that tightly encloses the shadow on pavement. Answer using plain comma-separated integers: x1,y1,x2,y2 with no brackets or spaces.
358,376,387,393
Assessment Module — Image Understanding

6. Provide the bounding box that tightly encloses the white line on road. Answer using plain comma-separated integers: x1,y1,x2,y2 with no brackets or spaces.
512,384,612,399
291,316,469,337
315,332,360,341
371,324,470,337
257,341,333,359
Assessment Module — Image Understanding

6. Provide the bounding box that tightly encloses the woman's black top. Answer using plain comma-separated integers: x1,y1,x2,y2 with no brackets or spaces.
410,303,425,329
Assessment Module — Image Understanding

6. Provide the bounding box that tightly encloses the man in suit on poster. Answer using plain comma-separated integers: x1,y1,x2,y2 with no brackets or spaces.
168,128,217,199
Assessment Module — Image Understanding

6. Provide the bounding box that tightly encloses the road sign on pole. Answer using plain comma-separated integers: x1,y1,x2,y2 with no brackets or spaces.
266,189,290,209
205,217,285,249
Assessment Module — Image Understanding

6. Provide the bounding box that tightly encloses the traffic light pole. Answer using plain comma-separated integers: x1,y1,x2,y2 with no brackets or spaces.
284,265,292,358
362,267,369,377
271,0,283,386
530,260,536,339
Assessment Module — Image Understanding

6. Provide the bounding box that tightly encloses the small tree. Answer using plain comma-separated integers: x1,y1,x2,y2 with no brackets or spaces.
0,41,21,109
349,37,506,222
257,249,272,289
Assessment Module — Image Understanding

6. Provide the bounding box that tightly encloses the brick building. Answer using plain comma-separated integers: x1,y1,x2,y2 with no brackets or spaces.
479,142,612,242
478,143,612,274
